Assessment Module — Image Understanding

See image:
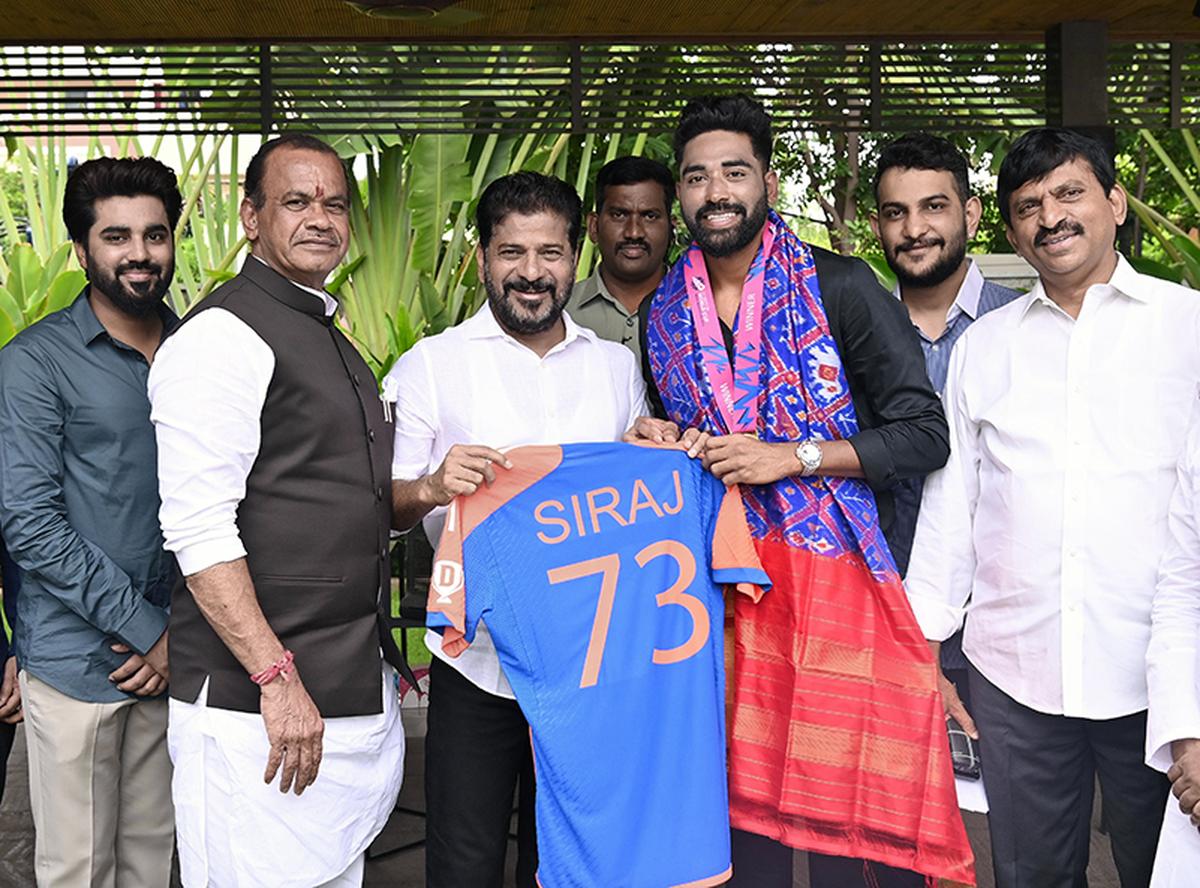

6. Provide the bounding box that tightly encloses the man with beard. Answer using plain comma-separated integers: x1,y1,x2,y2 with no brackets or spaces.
870,136,1019,779
631,94,971,887
388,171,647,887
871,134,1019,581
566,155,674,363
148,134,405,886
0,156,181,887
905,127,1197,887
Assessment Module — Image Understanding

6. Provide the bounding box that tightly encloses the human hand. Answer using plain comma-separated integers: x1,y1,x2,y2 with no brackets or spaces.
624,418,710,458
422,444,512,507
623,416,681,444
109,642,168,697
0,656,21,723
701,435,795,485
143,630,169,681
261,670,325,795
1169,738,1200,829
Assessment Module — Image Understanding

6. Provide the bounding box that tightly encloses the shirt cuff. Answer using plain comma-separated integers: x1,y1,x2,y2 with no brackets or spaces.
1147,708,1200,772
905,592,964,642
112,600,169,656
175,537,248,578
846,428,896,490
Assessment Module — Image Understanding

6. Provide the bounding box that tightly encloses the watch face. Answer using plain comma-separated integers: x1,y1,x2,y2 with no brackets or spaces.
798,442,822,470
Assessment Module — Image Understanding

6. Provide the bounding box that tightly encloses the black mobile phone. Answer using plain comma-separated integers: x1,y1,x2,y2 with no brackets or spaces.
946,715,981,780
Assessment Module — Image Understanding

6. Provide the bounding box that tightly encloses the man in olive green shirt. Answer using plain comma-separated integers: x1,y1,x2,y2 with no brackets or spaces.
566,156,674,364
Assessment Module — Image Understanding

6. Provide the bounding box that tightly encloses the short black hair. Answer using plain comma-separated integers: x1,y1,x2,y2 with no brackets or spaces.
997,127,1116,226
594,156,674,214
674,94,773,169
243,133,347,210
62,156,183,243
874,133,971,205
476,172,582,251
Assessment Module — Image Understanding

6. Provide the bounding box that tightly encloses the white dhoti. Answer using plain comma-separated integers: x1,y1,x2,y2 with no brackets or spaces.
1151,795,1200,888
168,666,405,888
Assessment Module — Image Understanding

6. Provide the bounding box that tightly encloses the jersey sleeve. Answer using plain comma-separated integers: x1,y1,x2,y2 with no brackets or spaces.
424,445,566,656
710,483,770,600
425,495,492,657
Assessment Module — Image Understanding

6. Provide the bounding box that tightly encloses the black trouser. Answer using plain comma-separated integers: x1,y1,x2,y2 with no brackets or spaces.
424,656,537,888
729,830,925,888
0,719,13,804
968,663,1169,888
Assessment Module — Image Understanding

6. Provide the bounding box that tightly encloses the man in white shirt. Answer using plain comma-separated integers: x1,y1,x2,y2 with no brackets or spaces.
389,171,647,887
1147,406,1200,888
149,134,405,887
905,127,1198,888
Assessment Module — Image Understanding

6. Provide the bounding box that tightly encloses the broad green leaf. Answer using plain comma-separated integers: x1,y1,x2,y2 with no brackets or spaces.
41,241,75,283
1127,255,1183,284
327,254,367,297
6,244,45,310
1170,233,1200,266
0,310,16,348
0,285,24,329
44,270,87,315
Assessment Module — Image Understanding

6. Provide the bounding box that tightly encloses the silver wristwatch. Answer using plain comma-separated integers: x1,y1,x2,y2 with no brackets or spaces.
794,440,823,476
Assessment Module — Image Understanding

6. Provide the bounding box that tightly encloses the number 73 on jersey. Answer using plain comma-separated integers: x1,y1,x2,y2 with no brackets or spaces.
547,539,708,689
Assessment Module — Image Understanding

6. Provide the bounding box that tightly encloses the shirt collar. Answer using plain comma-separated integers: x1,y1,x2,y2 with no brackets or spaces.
464,301,596,355
67,288,180,346
892,258,985,324
1019,252,1148,319
67,288,106,343
574,267,614,308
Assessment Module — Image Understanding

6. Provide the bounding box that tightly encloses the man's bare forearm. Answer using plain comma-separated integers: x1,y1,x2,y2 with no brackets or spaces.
391,477,435,531
185,558,285,675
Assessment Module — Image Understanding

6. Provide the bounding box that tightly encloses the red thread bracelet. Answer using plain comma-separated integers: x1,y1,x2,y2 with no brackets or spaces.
250,650,295,686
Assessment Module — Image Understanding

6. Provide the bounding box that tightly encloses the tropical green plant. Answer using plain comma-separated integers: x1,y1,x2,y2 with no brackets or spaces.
330,127,660,381
1126,129,1200,287
0,242,86,347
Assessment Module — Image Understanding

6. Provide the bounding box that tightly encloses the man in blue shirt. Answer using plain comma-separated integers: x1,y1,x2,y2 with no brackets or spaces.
0,156,182,887
0,533,20,804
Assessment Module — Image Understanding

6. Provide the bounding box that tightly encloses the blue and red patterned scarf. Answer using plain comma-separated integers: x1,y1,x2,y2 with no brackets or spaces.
645,211,975,885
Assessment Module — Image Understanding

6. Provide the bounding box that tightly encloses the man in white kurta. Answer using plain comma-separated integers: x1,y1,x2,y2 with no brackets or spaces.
150,135,404,887
1147,404,1200,888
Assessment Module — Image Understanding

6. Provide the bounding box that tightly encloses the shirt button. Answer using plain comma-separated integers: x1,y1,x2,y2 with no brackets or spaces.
381,547,389,560
368,429,376,442
931,343,940,352
375,486,384,502
353,374,362,386
626,317,635,327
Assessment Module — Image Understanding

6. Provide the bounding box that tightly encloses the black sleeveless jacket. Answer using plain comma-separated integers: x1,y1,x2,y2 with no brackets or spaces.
167,258,400,717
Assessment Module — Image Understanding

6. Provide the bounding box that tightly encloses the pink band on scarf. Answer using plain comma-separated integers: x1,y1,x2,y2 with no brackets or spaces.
682,224,775,435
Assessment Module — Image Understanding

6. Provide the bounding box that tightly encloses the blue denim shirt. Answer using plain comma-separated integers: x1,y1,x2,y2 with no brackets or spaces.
0,292,177,703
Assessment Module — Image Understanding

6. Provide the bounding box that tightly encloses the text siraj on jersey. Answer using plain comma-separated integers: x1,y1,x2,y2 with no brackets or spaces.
532,470,686,545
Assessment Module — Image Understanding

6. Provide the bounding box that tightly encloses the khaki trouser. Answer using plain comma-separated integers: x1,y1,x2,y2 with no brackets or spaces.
20,670,174,888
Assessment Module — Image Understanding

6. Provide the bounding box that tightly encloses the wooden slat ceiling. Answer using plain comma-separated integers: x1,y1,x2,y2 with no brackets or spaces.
1,0,1198,43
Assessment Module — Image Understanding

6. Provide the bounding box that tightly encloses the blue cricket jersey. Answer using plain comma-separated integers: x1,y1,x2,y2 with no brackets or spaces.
428,442,770,888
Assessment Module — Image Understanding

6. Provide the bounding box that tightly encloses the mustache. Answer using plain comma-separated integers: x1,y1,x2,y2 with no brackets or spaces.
504,276,555,295
616,238,650,251
897,236,945,253
697,201,746,221
117,260,163,276
1034,220,1085,246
